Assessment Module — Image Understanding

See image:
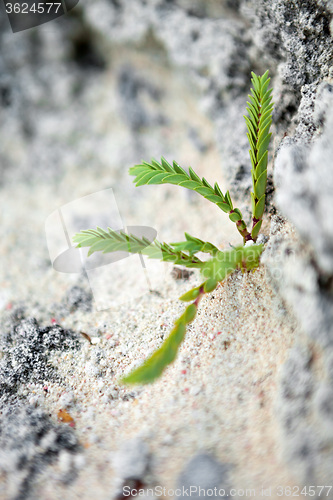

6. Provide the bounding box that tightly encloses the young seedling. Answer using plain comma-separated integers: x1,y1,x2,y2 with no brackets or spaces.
73,71,273,385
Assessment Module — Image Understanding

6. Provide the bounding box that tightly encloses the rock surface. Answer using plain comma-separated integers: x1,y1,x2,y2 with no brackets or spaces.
176,453,230,499
1,0,333,498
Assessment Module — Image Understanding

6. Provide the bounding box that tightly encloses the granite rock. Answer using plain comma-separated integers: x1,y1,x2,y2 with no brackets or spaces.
275,94,333,276
0,318,81,408
0,405,79,500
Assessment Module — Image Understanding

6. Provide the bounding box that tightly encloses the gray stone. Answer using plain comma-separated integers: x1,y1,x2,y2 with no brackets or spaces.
263,87,333,485
0,405,79,500
112,438,150,480
275,98,333,276
241,0,333,149
176,453,230,499
65,285,93,313
241,0,333,91
0,318,80,408
315,384,333,429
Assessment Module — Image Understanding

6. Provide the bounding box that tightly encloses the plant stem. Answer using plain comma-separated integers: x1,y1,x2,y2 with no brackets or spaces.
229,210,253,242
193,286,205,307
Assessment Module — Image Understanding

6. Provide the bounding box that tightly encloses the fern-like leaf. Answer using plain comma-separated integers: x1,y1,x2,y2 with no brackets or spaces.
73,227,203,268
170,232,220,256
244,70,273,240
130,158,252,242
120,305,191,384
121,278,218,384
72,71,272,386
201,244,263,281
120,245,263,385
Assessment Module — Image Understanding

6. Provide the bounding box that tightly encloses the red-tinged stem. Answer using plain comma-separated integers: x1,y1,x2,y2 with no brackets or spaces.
229,210,254,243
193,286,205,307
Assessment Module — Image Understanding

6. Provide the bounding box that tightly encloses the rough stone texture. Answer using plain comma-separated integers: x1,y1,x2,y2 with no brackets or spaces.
275,95,333,275
0,318,81,408
176,453,230,499
112,438,152,497
237,0,333,488
262,215,333,486
64,285,93,313
112,438,150,480
0,406,80,500
242,0,333,87
1,0,333,497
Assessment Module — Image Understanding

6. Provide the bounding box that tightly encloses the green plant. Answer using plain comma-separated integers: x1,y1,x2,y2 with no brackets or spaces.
73,71,273,385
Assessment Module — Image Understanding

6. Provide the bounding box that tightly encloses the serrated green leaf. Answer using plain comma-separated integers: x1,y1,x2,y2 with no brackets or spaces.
129,158,245,226
229,212,241,222
254,194,266,220
225,190,233,209
262,89,273,106
74,228,204,268
202,177,213,189
257,133,272,162
145,172,170,185
201,245,263,281
261,78,270,95
202,194,221,204
246,105,258,125
161,174,188,184
161,156,173,171
261,69,269,81
257,121,272,149
203,278,218,293
244,115,257,140
247,132,256,154
96,226,110,238
184,232,199,242
214,182,224,199
250,192,256,215
179,286,200,302
216,201,231,213
251,220,263,240
242,243,263,266
255,150,268,179
184,303,197,323
178,180,199,189
135,171,159,186
189,167,201,182
201,249,239,281
151,158,163,170
245,72,273,212
259,116,272,135
251,169,256,187
248,94,259,112
171,241,196,253
259,107,273,127
120,321,187,384
129,165,149,177
195,187,214,197
172,161,187,175
254,170,267,200
249,149,257,170
172,233,219,257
